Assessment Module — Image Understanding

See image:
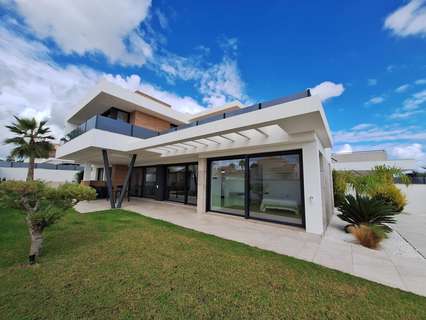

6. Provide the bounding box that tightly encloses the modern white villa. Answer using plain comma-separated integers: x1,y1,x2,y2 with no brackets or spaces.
56,80,334,235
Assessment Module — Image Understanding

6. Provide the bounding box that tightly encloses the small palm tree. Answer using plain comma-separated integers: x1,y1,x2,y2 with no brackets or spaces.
5,117,55,181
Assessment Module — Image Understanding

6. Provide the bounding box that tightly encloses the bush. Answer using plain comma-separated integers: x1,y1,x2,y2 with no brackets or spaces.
371,184,407,212
0,181,96,264
351,224,386,249
333,170,354,207
337,193,398,232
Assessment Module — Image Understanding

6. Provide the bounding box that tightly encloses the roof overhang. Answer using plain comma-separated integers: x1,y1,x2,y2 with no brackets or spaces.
66,80,191,125
57,94,333,163
126,95,333,154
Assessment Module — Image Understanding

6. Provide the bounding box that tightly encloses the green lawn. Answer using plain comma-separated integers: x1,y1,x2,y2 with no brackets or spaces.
1,208,425,319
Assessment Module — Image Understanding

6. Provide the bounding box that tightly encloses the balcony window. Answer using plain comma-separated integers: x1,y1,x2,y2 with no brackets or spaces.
102,107,130,123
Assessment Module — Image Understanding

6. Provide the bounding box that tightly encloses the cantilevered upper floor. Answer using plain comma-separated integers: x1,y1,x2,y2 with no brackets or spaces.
57,79,333,165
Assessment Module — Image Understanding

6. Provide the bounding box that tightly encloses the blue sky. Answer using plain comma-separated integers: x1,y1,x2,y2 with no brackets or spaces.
0,0,425,165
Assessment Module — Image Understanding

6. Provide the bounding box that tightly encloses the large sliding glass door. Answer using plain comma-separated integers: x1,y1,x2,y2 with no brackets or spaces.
210,158,245,216
143,167,157,198
166,163,198,205
129,167,143,196
166,165,186,203
187,164,198,205
249,154,303,225
208,151,304,227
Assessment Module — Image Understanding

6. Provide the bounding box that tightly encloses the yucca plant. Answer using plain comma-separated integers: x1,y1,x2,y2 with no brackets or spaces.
337,193,398,232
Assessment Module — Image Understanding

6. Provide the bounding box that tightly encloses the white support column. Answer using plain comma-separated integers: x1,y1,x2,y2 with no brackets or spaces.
302,140,325,235
197,157,207,214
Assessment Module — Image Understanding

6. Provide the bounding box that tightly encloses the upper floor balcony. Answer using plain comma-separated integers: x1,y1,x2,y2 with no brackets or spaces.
62,89,312,144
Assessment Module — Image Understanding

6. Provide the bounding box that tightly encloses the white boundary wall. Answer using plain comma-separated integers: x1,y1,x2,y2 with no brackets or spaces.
396,184,426,215
0,167,79,183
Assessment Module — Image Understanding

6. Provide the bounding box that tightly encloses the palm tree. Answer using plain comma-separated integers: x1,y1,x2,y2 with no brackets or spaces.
5,117,55,181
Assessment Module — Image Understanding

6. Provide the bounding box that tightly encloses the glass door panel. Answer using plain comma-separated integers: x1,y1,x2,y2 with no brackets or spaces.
129,167,143,196
143,167,157,198
249,154,303,225
166,165,186,203
210,159,245,216
187,164,198,205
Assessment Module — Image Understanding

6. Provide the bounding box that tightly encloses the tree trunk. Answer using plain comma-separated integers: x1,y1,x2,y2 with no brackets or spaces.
26,157,35,181
26,218,43,264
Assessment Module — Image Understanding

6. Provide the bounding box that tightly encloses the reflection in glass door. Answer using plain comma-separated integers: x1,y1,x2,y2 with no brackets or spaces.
143,167,157,198
210,158,245,216
187,164,198,205
249,154,303,225
166,165,186,203
208,151,304,227
129,167,143,196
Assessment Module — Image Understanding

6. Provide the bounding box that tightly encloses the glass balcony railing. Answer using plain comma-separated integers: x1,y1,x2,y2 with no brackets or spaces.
63,89,310,143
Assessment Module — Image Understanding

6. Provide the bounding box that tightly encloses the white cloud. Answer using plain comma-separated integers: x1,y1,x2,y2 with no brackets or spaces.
310,81,345,102
0,25,220,158
403,89,426,110
333,124,426,144
389,109,424,119
384,0,426,38
104,74,205,114
387,65,396,72
336,143,352,154
390,143,425,160
368,79,377,86
155,9,168,29
389,89,426,119
352,123,374,131
415,78,426,84
395,84,410,93
0,26,99,157
154,38,249,107
10,0,153,66
199,57,246,106
365,96,385,105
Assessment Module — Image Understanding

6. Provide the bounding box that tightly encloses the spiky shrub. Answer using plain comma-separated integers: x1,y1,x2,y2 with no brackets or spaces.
0,181,96,264
351,224,386,249
337,194,398,232
371,184,407,213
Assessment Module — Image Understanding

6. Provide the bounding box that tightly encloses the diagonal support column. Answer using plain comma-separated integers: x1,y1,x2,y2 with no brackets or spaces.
102,149,115,209
116,154,137,209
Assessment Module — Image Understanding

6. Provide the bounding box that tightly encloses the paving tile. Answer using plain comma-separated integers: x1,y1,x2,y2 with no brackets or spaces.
352,253,406,290
295,241,320,262
400,275,426,296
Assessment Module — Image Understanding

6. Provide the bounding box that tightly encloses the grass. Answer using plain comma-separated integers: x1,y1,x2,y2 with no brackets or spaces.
1,208,426,319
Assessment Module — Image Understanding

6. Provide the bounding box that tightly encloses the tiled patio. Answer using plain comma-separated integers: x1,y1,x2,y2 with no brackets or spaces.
75,198,426,297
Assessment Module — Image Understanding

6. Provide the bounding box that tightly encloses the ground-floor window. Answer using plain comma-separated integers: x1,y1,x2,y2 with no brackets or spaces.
129,167,157,197
208,150,304,227
166,163,198,205
143,167,157,198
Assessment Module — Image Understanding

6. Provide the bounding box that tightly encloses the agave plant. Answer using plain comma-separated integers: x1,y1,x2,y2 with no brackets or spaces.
337,194,398,232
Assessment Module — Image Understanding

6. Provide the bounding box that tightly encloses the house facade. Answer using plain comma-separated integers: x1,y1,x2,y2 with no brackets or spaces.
56,80,334,235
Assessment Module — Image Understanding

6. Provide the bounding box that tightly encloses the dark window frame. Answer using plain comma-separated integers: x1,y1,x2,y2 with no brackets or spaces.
207,149,305,228
165,162,198,206
101,107,130,123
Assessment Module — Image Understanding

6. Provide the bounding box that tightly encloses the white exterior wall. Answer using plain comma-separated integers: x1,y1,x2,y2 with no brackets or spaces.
197,158,207,214
396,184,426,215
0,167,79,183
302,140,326,235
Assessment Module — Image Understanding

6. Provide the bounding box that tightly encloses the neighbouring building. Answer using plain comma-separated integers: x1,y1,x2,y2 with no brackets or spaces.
332,150,417,174
56,79,334,235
